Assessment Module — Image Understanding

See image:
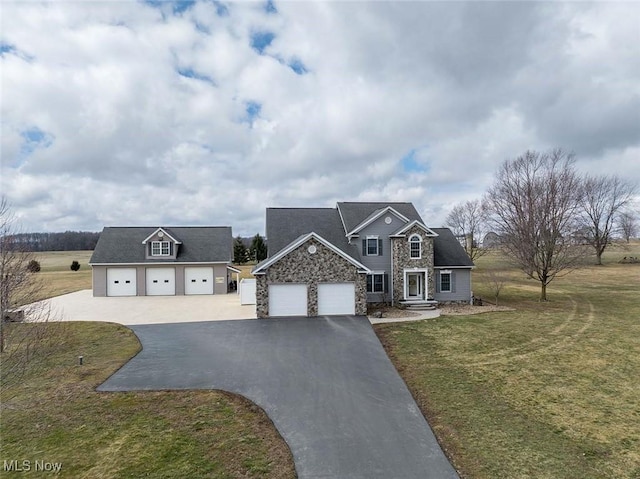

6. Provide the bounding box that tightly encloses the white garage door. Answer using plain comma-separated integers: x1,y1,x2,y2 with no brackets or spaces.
107,268,137,297
185,267,214,295
146,267,176,296
269,284,307,317
318,283,356,315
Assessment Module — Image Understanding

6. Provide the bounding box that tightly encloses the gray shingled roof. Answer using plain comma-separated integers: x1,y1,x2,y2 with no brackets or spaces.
432,228,474,267
337,202,424,234
89,227,232,264
266,208,361,260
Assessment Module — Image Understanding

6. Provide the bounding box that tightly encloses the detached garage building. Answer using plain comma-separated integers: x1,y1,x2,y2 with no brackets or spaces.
90,226,237,297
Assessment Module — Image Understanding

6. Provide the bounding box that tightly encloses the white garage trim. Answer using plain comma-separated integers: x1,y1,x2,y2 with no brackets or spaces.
146,267,176,296
269,284,307,317
107,268,137,297
184,267,214,295
318,283,356,316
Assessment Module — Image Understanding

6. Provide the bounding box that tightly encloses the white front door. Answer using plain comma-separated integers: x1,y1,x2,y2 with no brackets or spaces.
406,273,423,299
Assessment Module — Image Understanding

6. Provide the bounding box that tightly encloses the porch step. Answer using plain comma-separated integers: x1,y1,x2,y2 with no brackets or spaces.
400,300,438,311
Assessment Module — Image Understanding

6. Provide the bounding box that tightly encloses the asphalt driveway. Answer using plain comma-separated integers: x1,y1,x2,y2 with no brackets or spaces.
99,316,459,479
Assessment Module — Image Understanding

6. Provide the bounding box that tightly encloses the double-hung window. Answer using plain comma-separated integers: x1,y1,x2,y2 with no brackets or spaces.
151,241,171,256
367,236,379,256
440,272,452,292
367,273,386,293
409,234,421,259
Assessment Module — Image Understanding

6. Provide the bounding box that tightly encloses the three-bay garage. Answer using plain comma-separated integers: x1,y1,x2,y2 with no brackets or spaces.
146,267,176,296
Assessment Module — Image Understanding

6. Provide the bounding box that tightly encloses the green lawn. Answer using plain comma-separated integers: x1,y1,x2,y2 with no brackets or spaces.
0,322,296,478
29,251,93,302
376,243,640,479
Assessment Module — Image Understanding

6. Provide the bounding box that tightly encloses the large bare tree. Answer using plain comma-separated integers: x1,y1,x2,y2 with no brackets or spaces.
445,199,487,261
486,149,586,301
1,197,62,391
579,175,637,264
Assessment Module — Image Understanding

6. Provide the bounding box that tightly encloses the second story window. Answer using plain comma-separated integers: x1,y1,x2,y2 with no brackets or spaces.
363,236,382,256
409,234,422,259
151,241,171,256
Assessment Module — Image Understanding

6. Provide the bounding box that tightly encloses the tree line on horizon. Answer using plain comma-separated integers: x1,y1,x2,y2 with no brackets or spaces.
4,231,100,252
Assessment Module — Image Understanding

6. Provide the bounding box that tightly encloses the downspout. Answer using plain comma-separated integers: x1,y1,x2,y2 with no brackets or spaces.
390,239,394,307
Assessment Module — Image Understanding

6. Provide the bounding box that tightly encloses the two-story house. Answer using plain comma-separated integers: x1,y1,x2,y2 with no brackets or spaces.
252,202,474,318
90,226,239,296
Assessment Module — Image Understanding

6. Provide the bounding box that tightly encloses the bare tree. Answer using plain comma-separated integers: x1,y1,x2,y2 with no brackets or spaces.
618,210,638,243
485,149,586,301
0,197,63,391
480,269,507,306
446,199,488,261
579,175,637,264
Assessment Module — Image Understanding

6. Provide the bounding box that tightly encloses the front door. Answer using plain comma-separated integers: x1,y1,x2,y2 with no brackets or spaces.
407,273,423,299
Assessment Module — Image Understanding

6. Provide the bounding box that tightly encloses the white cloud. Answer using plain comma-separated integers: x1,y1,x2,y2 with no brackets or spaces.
1,1,638,235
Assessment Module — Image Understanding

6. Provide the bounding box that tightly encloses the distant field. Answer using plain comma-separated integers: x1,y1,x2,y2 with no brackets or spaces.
376,241,640,479
30,251,93,301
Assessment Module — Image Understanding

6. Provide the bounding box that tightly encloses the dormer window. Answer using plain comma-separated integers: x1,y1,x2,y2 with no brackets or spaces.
151,241,171,256
409,234,422,259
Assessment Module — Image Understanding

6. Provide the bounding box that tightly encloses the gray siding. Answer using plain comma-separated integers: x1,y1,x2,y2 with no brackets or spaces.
357,213,406,302
434,268,472,303
92,266,107,297
213,264,228,294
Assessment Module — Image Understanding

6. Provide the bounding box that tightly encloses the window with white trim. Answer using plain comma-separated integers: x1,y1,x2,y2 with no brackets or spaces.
440,272,451,292
409,234,422,259
366,273,386,293
151,241,171,256
366,236,379,256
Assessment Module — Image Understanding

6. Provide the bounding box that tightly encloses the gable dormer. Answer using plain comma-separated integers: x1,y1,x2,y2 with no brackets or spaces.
142,227,182,260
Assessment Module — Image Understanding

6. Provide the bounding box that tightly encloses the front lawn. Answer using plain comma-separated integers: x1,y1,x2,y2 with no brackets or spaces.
0,322,295,478
376,244,640,479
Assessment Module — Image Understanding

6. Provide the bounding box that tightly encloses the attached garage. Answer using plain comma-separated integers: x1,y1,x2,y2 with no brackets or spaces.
317,283,356,316
269,284,307,317
107,268,137,297
146,267,176,296
184,267,214,295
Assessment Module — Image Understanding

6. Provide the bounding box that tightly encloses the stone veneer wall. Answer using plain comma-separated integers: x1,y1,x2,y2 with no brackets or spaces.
391,225,435,303
255,238,367,318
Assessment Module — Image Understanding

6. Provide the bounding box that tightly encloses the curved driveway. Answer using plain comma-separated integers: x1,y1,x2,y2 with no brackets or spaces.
98,316,459,479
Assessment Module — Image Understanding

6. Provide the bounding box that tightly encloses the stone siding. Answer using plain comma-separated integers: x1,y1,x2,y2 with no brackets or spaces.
391,226,435,303
255,238,367,318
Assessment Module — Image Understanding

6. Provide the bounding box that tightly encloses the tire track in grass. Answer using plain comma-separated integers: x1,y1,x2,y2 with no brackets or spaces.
461,299,594,367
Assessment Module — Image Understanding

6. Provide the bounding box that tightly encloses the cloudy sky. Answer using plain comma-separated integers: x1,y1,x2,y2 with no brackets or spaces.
1,1,639,235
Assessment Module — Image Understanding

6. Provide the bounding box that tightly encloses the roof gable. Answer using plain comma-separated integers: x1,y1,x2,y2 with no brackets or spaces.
252,232,370,275
345,206,410,236
141,227,182,245
390,220,439,237
337,202,424,235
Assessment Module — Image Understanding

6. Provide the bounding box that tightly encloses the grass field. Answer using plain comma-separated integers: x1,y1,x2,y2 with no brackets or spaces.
30,251,93,301
0,322,296,478
376,242,640,479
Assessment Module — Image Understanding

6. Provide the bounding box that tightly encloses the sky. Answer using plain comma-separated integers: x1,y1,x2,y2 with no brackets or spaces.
1,0,639,236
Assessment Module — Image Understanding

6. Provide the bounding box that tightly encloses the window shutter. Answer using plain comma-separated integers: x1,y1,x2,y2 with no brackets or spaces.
378,239,383,256
362,239,366,256
436,272,441,293
383,274,389,293
451,271,456,293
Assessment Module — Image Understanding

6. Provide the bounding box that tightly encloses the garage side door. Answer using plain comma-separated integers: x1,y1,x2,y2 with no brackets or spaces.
185,267,214,295
269,284,307,317
107,268,137,297
146,267,176,296
318,283,356,315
